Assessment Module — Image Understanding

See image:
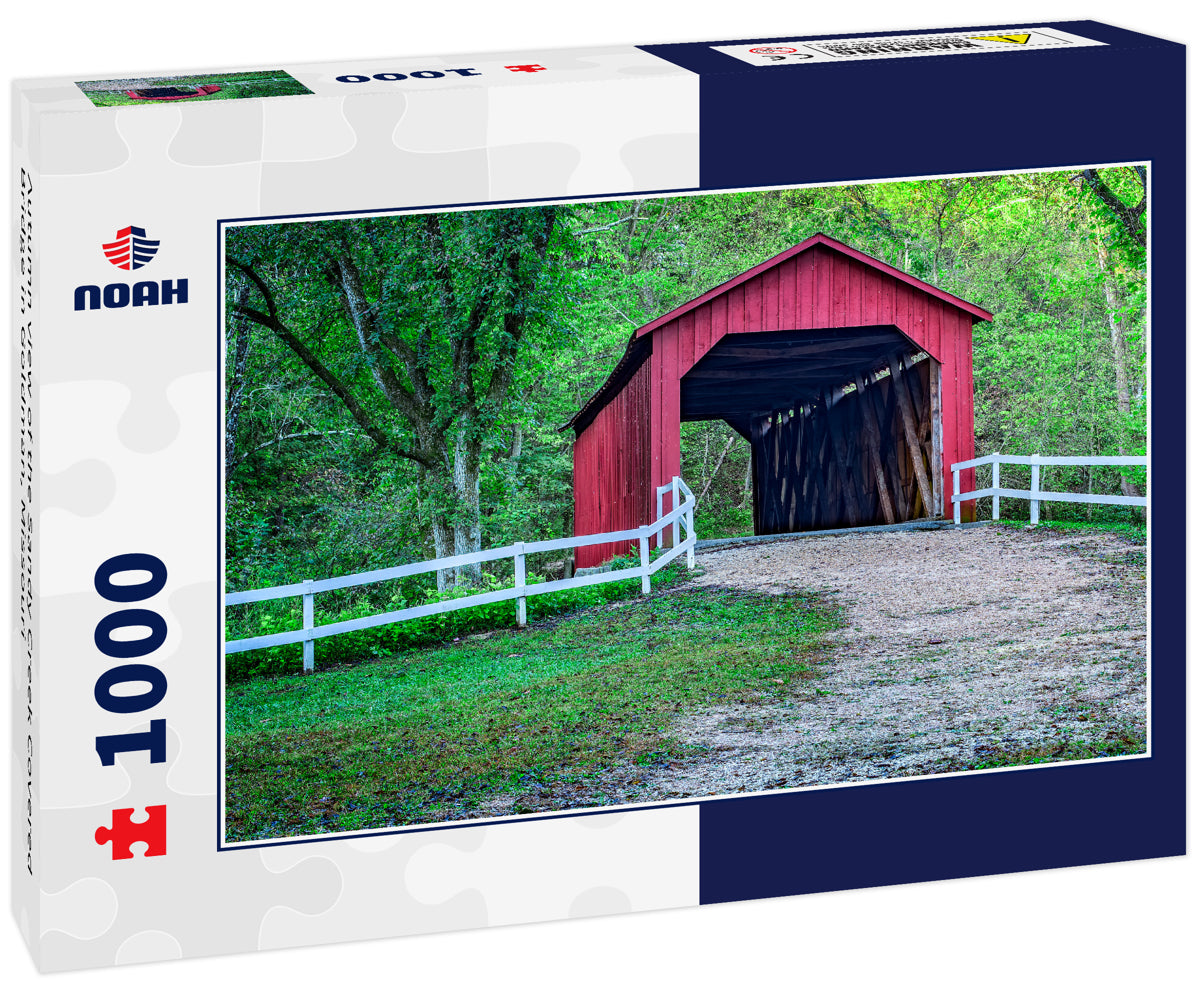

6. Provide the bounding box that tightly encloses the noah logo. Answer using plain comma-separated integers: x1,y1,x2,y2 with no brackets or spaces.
102,225,160,270
74,225,187,311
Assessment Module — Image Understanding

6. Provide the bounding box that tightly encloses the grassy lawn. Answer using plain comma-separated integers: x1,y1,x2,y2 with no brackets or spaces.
969,726,1146,771
77,70,312,107
224,584,841,842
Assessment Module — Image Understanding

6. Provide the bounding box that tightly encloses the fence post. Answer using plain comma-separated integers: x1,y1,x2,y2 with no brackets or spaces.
656,488,665,548
671,477,681,548
1030,455,1040,525
639,527,651,594
686,500,695,570
514,541,526,627
952,467,961,525
992,454,1001,521
302,579,314,673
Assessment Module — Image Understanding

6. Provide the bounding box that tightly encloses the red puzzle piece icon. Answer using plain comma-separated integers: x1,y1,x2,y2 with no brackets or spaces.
95,805,167,860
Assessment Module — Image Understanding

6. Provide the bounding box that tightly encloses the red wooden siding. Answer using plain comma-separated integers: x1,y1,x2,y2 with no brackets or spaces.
572,234,991,566
573,352,653,567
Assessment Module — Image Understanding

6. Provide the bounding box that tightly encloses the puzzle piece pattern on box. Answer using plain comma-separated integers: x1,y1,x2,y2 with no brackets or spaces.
42,459,116,517
167,101,264,166
37,109,131,174
621,133,703,193
40,878,118,941
255,807,699,949
261,98,356,162
487,143,581,200
38,784,342,970
38,376,214,599
486,74,698,198
257,828,490,949
259,92,490,215
403,807,700,927
115,930,184,965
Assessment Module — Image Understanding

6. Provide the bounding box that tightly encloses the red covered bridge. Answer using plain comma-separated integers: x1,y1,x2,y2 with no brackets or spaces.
568,233,993,568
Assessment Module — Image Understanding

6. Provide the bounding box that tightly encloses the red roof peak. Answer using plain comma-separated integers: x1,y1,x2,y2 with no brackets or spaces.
635,232,993,338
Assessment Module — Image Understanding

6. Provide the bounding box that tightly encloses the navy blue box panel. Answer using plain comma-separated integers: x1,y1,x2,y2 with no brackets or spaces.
640,21,1188,907
640,20,1179,75
641,21,1185,189
699,758,1185,905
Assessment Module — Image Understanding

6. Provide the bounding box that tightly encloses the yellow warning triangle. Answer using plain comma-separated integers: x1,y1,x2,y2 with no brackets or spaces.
970,33,1031,44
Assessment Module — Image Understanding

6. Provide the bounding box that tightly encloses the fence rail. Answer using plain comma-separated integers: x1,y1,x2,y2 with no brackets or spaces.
950,453,1147,525
225,477,696,672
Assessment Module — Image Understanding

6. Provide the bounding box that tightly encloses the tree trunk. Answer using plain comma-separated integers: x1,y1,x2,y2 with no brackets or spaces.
452,428,484,586
229,207,560,596
699,435,736,502
1096,240,1140,498
224,284,253,483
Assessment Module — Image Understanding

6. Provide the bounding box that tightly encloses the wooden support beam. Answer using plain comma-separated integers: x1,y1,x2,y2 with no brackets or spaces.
928,359,943,517
863,369,907,518
888,353,936,518
702,332,905,361
822,389,861,525
813,422,829,527
854,372,897,524
878,375,908,514
789,409,806,527
838,393,874,523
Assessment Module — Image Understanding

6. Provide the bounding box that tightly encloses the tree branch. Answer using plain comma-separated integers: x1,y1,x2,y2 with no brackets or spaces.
228,256,433,466
239,428,374,464
334,254,431,429
572,214,637,236
1078,168,1146,247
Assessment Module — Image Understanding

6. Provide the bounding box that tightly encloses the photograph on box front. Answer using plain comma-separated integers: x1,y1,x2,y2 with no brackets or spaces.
76,69,313,107
221,166,1148,845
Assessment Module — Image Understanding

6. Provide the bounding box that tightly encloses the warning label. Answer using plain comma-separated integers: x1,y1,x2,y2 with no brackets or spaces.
713,27,1104,67
971,34,1032,45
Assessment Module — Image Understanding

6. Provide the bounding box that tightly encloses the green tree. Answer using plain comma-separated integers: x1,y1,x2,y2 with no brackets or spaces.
226,206,567,586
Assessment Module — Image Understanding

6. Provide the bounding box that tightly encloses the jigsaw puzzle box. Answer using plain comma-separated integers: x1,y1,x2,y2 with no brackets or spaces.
11,20,1184,971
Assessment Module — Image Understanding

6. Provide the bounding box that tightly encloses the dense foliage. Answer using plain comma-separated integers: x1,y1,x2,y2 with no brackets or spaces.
224,167,1147,661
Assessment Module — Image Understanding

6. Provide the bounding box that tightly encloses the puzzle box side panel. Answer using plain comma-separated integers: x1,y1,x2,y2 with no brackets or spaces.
11,82,43,968
20,61,704,970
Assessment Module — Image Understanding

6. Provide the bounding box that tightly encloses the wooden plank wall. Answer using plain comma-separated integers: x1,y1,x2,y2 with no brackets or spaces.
749,355,941,533
646,244,975,508
573,355,653,568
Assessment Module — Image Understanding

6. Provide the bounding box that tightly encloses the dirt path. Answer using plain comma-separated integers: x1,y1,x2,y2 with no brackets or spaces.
639,523,1146,799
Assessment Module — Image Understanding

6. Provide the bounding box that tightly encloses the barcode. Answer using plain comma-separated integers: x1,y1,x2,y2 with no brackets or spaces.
817,38,982,56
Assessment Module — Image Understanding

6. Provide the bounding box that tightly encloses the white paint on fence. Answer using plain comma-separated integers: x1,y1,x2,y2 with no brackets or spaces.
226,478,697,672
951,453,1147,525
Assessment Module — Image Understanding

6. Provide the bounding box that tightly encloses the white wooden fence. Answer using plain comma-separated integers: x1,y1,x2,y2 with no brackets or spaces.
225,477,696,672
951,453,1147,525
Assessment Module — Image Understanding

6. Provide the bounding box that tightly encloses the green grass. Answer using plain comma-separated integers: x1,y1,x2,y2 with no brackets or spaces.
224,584,842,842
225,553,689,681
968,726,1146,771
995,517,1146,546
77,70,312,107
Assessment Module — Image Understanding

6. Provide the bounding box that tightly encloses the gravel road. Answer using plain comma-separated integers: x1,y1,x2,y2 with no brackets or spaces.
639,522,1147,799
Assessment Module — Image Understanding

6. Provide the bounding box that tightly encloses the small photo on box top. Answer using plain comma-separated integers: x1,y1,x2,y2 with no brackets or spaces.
75,68,313,107
221,164,1148,846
